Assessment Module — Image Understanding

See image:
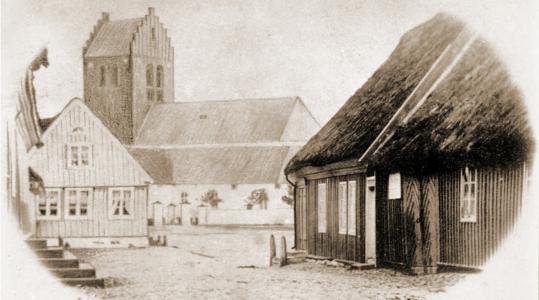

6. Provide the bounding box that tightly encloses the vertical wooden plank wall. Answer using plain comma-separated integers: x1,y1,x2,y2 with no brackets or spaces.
438,162,525,267
28,102,151,187
376,172,410,266
304,174,366,262
36,186,148,238
294,186,307,250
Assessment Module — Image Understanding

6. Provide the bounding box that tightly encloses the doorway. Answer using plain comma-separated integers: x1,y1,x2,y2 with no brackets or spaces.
152,201,163,226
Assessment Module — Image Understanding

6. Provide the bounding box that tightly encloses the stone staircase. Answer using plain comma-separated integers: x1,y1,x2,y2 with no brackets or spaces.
27,238,104,288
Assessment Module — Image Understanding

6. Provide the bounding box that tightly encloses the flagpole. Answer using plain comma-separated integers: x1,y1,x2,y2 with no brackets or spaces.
6,123,12,212
14,131,22,230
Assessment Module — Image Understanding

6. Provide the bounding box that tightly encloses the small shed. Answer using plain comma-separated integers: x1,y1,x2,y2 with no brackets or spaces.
285,14,533,273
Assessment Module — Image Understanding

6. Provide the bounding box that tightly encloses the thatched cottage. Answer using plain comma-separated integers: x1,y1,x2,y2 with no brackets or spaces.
285,14,533,274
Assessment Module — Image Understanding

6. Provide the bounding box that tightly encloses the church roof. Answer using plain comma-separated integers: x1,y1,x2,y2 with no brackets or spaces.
128,146,302,185
135,97,313,145
130,97,318,185
85,18,142,57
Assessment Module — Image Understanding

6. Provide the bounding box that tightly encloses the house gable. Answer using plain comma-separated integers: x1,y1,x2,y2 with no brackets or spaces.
29,99,153,187
279,97,320,142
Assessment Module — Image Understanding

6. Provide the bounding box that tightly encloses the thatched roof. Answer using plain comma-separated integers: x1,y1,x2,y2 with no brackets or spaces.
369,37,532,172
286,13,533,174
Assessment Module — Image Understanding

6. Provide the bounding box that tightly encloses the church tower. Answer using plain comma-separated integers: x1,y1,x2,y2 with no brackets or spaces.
83,7,174,144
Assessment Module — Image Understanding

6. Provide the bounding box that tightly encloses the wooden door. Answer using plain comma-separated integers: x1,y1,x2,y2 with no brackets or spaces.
166,205,176,224
299,187,307,250
365,176,376,264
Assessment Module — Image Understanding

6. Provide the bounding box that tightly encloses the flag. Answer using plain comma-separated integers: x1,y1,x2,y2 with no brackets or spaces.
15,48,48,151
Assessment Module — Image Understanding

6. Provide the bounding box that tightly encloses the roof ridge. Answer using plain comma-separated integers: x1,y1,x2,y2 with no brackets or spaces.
357,28,476,165
108,17,143,24
158,97,299,105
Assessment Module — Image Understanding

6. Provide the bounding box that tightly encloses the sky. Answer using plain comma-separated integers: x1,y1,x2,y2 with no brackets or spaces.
2,0,538,126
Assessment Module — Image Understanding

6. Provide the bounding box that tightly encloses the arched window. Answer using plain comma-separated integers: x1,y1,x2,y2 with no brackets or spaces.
146,64,154,86
111,65,118,86
156,65,163,88
99,66,106,86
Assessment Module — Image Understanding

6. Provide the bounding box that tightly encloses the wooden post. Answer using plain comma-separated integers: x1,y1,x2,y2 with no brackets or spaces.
269,234,276,266
280,236,287,266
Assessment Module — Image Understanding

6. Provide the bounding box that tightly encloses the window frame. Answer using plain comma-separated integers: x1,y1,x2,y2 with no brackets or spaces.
347,180,357,235
66,144,92,169
317,182,327,233
64,188,93,220
99,65,106,87
147,89,154,102
146,64,154,87
37,188,62,220
111,64,119,86
108,187,135,220
156,65,164,88
460,166,478,223
338,181,347,234
180,192,189,204
66,127,93,169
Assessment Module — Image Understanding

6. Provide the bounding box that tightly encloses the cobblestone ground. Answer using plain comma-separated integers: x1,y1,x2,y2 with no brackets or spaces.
73,226,466,299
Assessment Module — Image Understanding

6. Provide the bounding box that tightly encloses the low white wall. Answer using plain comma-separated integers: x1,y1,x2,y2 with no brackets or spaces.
148,183,293,225
199,208,293,225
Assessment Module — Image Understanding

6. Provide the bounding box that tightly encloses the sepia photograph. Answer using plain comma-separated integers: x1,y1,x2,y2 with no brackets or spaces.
1,0,538,299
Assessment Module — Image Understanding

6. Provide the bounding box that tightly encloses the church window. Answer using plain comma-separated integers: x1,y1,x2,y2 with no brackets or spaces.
151,27,156,40
99,66,106,86
146,64,154,86
111,65,118,86
156,90,163,102
156,65,163,88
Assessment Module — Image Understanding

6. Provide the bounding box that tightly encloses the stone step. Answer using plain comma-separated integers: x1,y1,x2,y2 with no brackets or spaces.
61,277,105,288
35,248,64,259
333,259,375,270
26,239,48,249
287,250,306,257
287,256,305,264
40,258,80,269
50,264,96,278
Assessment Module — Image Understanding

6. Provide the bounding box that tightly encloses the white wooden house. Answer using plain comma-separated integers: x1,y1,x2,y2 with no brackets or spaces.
28,98,153,247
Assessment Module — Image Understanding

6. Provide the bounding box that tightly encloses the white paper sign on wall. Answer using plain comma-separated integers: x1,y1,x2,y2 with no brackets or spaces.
388,172,401,199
